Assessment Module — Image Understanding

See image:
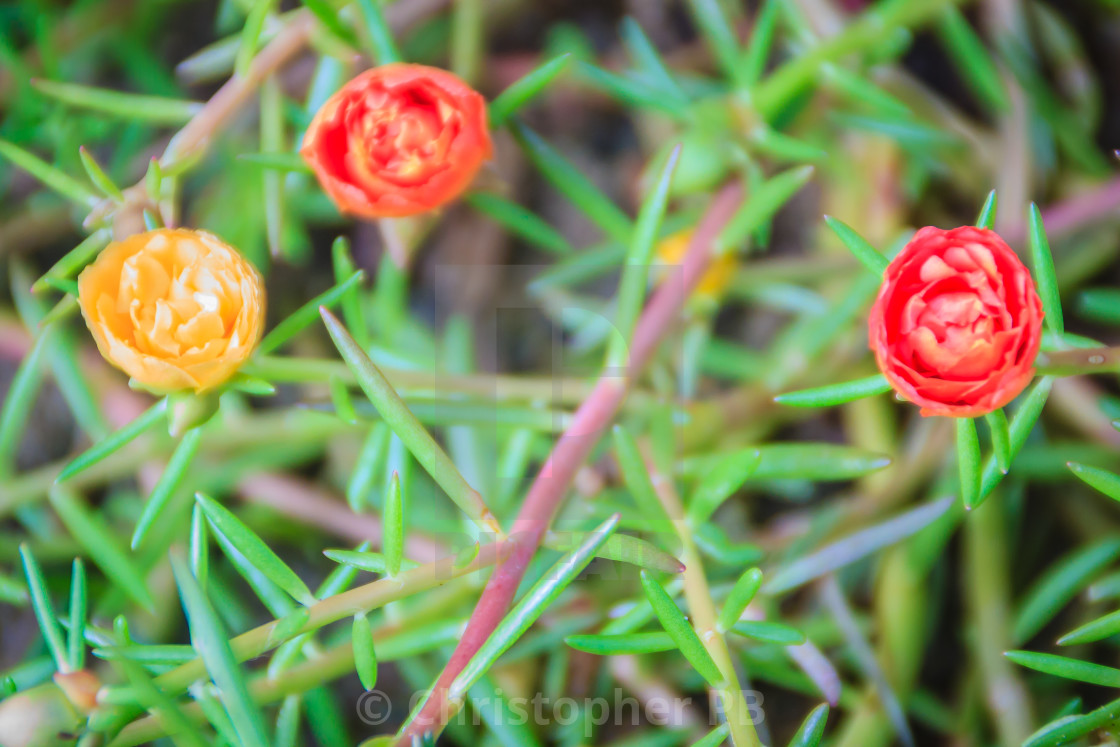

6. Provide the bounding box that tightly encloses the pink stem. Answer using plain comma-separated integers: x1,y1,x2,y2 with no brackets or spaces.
237,472,447,559
161,0,452,170
1002,176,1120,244
396,182,745,744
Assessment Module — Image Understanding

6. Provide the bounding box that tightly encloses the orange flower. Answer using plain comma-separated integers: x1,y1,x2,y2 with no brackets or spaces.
301,64,492,219
869,226,1043,417
78,228,265,393
656,229,737,300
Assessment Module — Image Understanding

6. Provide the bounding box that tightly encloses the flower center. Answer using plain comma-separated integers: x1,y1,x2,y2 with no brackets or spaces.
114,234,241,359
902,283,1006,379
348,85,458,185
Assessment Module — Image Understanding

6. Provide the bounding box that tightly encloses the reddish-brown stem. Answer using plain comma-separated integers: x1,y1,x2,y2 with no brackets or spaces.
395,182,746,744
142,0,452,183
163,12,316,166
1037,345,1120,376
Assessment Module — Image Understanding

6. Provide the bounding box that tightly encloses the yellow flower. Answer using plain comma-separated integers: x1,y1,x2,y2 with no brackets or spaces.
655,229,736,300
78,228,265,392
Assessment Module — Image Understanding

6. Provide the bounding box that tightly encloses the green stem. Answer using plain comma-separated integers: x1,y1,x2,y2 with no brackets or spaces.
0,409,352,516
107,584,478,746
450,0,483,83
243,355,599,404
964,500,1034,745
650,458,761,747
123,541,501,700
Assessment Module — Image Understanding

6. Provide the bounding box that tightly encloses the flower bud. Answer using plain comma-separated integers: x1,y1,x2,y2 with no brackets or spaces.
869,226,1043,417
78,228,265,393
301,64,492,218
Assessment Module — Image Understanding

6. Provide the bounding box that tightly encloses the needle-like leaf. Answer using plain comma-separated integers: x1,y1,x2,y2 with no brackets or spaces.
687,0,741,84
321,308,501,535
689,443,890,482
1028,203,1064,336
1012,537,1120,644
1006,650,1120,687
641,570,725,687
731,620,806,645
467,192,573,255
131,425,203,549
32,229,112,294
93,645,197,666
718,567,763,632
974,377,1053,508
687,447,761,525
383,471,403,577
189,502,209,591
357,0,401,65
347,423,391,512
975,189,998,229
196,492,316,606
32,79,203,123
508,119,633,245
171,555,270,747
823,215,889,275
936,8,1008,112
693,724,731,747
49,487,155,610
986,408,1012,474
608,143,680,369
329,375,358,425
775,374,891,407
575,61,685,118
0,329,52,476
259,270,365,354
1024,699,1120,747
449,514,620,698
324,549,416,574
738,0,780,88
564,631,676,655
66,559,86,672
301,0,360,48
620,18,688,104
544,530,683,573
78,146,123,202
0,139,99,206
787,704,830,747
1059,609,1120,647
611,425,671,525
235,0,277,78
716,166,814,253
20,544,68,672
1068,462,1120,503
352,612,378,691
488,55,571,127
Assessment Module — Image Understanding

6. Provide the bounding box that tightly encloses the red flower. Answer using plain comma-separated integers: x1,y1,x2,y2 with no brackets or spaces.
301,64,492,219
868,226,1043,417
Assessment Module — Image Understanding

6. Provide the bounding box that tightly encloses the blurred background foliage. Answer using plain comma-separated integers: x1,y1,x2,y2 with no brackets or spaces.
2,0,1120,745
